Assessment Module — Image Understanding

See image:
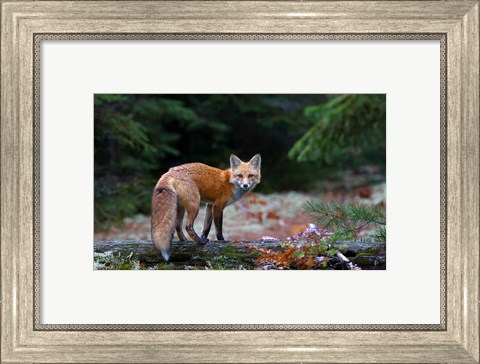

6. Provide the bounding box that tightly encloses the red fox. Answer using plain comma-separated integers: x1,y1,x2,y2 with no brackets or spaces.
151,154,261,261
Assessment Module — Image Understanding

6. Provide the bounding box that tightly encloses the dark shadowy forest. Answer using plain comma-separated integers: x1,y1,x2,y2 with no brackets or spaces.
94,94,386,270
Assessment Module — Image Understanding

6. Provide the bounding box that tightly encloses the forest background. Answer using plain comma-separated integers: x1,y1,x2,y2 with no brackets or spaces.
94,94,386,243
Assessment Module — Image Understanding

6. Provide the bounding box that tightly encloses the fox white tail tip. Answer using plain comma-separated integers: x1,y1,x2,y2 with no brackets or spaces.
160,249,170,262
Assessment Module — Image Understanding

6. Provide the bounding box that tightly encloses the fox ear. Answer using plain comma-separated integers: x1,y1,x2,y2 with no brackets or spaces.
230,154,242,169
249,154,261,169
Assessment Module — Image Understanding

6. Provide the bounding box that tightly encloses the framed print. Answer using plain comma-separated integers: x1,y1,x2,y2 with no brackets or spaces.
1,0,478,363
91,93,388,272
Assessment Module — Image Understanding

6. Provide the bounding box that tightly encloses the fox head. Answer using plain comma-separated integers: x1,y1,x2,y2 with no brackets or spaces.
229,154,261,191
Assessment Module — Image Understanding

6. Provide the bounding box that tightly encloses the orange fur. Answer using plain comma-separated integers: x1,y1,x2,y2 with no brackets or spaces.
151,154,261,261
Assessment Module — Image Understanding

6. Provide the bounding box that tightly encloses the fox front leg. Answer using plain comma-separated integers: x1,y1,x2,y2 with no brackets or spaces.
201,203,213,241
213,205,226,241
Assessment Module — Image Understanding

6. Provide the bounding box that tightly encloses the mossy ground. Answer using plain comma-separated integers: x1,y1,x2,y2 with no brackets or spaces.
94,243,259,270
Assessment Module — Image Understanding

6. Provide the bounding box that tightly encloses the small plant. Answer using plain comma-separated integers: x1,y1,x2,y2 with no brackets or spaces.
304,200,386,242
243,226,349,270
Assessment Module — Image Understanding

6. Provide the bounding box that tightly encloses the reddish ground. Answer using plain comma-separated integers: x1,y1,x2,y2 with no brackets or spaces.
94,183,385,242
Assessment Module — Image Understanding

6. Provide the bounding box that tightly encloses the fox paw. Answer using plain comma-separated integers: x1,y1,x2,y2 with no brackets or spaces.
198,237,209,245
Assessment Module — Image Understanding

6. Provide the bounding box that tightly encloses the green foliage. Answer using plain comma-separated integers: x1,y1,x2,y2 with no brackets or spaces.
94,94,330,228
94,177,152,230
94,95,232,228
288,94,386,167
304,200,386,242
371,226,387,242
94,94,386,230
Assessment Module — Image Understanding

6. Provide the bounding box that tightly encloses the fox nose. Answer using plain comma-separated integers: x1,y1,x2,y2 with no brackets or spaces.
242,183,249,189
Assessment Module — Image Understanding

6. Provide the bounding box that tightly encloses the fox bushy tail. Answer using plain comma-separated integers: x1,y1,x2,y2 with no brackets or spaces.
151,184,177,261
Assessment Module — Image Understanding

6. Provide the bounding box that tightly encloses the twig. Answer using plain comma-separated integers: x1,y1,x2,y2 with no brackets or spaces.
335,250,362,270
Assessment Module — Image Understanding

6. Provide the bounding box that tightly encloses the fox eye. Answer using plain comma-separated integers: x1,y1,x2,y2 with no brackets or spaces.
248,174,255,178
237,174,243,178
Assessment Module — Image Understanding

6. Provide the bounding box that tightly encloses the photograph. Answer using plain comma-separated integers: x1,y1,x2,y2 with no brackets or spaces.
93,94,386,270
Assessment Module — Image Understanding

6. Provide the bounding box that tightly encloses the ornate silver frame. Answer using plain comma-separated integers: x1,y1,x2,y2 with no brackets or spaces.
2,1,479,363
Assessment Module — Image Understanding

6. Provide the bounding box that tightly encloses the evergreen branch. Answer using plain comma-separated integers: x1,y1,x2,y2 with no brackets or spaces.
304,200,386,242
305,200,385,227
371,226,387,242
288,94,386,164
